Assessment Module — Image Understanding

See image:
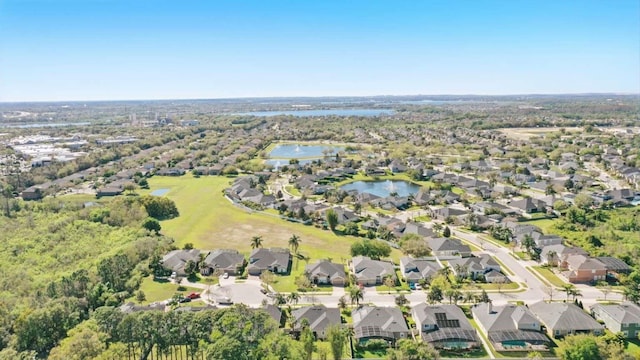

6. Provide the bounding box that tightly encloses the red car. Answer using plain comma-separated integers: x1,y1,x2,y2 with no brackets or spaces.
186,292,200,299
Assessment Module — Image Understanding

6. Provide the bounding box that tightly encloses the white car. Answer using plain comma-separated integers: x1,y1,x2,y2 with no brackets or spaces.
222,272,229,279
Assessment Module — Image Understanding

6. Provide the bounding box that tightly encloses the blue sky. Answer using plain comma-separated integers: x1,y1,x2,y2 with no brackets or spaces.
0,0,638,101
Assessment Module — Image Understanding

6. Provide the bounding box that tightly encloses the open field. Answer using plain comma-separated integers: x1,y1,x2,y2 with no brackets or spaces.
145,174,402,263
126,276,202,305
497,127,583,141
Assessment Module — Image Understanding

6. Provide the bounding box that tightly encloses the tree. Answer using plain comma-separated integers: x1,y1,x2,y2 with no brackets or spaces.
260,270,276,290
562,284,576,302
350,239,391,260
250,235,263,249
327,325,346,360
479,289,490,303
543,285,555,302
386,338,439,360
574,193,594,210
288,234,301,254
135,290,146,303
287,291,300,305
348,286,364,306
48,320,107,360
426,285,443,304
442,226,451,238
326,209,339,231
142,217,161,234
139,195,179,219
300,319,315,360
522,234,536,258
184,260,198,276
384,276,396,294
556,334,602,360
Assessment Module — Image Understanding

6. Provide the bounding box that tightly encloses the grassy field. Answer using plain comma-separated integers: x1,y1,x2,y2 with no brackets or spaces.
531,266,567,287
127,276,201,305
626,338,640,357
145,174,401,268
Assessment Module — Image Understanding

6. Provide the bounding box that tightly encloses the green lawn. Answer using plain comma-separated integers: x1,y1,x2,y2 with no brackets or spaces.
469,282,520,291
126,276,201,304
531,266,567,287
146,174,400,260
626,338,640,357
145,174,402,282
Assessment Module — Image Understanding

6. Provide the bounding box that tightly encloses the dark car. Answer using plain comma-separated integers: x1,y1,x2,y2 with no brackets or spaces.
179,297,191,303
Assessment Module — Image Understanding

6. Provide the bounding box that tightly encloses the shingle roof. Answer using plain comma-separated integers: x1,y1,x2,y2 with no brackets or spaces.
292,305,341,334
306,260,346,280
591,302,640,325
412,304,478,343
353,306,408,339
529,302,603,333
352,256,395,282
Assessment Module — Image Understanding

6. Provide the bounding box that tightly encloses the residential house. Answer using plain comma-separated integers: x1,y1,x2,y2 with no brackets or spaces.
262,304,284,327
161,249,201,276
412,303,479,350
353,306,409,345
399,257,441,284
448,254,502,281
247,248,292,276
351,256,396,286
402,222,437,239
21,186,44,200
529,302,604,338
430,207,469,223
427,238,472,258
305,260,347,286
590,302,640,338
472,303,550,351
562,254,606,284
200,249,246,276
508,198,547,214
540,244,588,267
291,305,342,340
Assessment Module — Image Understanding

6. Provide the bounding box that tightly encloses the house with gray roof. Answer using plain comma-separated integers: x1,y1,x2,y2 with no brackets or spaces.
200,249,246,276
448,254,502,281
399,257,441,284
412,303,479,350
427,238,472,258
590,302,640,338
291,305,341,340
472,303,550,351
247,248,291,275
508,198,546,214
306,260,347,286
353,306,409,345
262,304,284,327
351,256,396,286
529,302,604,338
161,249,201,276
595,257,632,279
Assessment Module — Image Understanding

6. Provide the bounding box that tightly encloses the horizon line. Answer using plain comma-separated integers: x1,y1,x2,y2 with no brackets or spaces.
1,92,639,104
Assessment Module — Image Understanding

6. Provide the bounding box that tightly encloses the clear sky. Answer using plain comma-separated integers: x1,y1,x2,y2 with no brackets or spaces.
0,0,638,102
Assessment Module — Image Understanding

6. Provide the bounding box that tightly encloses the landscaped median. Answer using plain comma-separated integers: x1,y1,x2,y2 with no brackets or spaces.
528,265,567,287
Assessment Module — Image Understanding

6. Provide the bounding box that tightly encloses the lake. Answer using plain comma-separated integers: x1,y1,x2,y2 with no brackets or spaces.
236,109,394,117
150,188,170,196
268,144,345,159
340,180,421,197
264,159,315,169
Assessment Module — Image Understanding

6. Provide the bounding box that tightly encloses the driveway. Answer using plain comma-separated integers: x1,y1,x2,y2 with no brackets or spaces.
205,276,269,307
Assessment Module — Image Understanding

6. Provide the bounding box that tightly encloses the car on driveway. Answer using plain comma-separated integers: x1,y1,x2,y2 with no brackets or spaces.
222,272,229,279
186,292,200,299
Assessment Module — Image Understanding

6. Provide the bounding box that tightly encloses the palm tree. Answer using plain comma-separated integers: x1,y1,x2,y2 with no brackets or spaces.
546,250,557,266
561,284,575,302
250,235,263,249
288,291,300,305
288,234,301,254
349,286,364,306
569,288,582,302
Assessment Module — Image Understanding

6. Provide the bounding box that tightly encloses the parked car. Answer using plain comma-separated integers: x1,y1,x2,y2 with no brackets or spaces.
179,297,191,303
409,283,416,290
222,272,229,279
187,292,200,299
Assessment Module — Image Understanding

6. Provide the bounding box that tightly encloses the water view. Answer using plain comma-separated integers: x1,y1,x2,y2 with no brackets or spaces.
268,144,345,159
237,109,394,117
265,159,315,169
340,180,421,197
